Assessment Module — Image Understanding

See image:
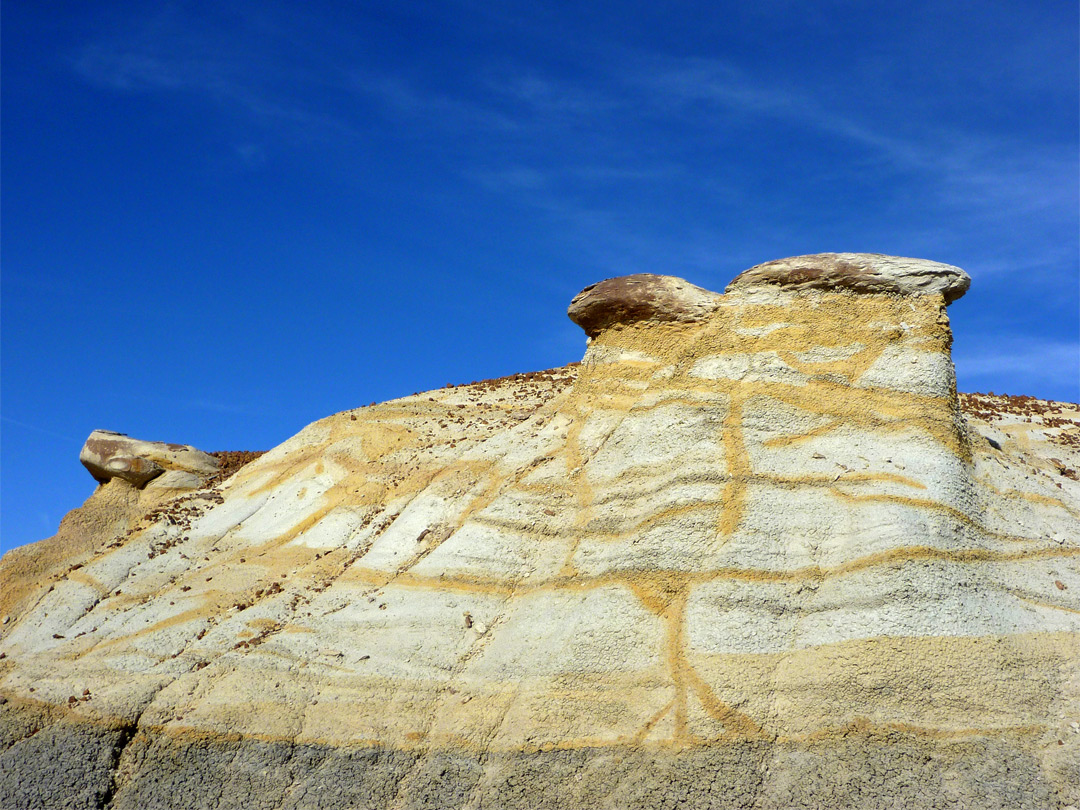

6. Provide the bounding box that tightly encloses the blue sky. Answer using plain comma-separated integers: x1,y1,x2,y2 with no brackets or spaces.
2,0,1077,554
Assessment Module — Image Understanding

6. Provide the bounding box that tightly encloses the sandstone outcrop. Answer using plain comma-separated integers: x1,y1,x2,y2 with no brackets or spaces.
80,430,220,489
1,255,1077,809
727,252,971,302
567,273,723,337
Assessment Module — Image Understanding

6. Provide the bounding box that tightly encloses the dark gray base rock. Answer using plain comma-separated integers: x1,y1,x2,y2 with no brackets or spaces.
0,716,130,810
0,713,1064,810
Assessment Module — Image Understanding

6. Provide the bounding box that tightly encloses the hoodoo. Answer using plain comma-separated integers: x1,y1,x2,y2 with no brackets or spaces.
2,255,1078,809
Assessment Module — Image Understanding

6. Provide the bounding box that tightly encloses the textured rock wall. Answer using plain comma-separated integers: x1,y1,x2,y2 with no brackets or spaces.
2,259,1078,809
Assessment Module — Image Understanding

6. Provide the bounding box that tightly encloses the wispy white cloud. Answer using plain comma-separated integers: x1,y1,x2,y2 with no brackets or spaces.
75,44,193,91
362,52,1074,248
73,10,1066,222
638,55,1080,213
72,6,243,95
637,57,928,166
71,7,360,144
483,72,625,120
65,8,1076,301
349,72,521,132
936,146,1078,217
487,56,1076,290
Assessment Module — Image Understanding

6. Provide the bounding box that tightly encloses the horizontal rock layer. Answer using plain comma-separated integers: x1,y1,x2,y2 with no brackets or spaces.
1,712,1063,810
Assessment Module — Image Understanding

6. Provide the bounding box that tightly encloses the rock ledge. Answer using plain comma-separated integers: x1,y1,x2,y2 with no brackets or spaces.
79,430,220,488
726,253,971,303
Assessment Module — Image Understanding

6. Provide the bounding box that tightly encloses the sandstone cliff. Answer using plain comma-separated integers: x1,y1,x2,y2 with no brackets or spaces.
2,254,1078,809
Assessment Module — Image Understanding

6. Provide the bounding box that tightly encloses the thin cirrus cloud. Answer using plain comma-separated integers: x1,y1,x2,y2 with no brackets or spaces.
71,19,242,95
70,20,360,143
354,61,1074,298
360,56,1074,247
69,14,1073,235
637,57,1077,211
347,72,521,133
67,22,761,285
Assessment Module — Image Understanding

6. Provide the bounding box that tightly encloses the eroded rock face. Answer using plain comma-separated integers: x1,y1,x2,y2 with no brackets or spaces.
727,252,971,303
568,273,723,337
3,257,1078,810
80,430,220,488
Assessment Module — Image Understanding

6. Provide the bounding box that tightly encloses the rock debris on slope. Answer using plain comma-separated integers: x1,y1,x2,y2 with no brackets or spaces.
1,253,1078,810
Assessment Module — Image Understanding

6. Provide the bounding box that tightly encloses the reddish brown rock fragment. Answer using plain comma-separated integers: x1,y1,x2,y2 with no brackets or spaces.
567,274,722,337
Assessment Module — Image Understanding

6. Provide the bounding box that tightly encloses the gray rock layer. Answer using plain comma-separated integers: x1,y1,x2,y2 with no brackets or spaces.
727,253,971,303
0,714,1058,810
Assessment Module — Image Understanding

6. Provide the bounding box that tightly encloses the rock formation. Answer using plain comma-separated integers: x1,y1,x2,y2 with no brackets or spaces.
1,254,1078,810
80,430,221,489
727,252,972,302
568,273,723,337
